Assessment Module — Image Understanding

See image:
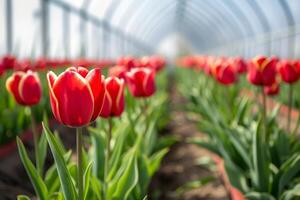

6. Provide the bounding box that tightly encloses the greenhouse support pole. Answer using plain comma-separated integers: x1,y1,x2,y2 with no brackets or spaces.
41,0,49,57
5,0,13,54
63,8,70,58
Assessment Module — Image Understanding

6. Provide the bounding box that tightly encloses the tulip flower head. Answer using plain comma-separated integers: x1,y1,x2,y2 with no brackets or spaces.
125,67,156,97
117,56,138,70
278,60,300,84
140,56,166,72
1,55,16,70
99,77,125,118
247,56,277,86
47,67,105,127
6,70,42,106
264,81,280,96
108,65,127,79
232,57,248,74
212,59,237,85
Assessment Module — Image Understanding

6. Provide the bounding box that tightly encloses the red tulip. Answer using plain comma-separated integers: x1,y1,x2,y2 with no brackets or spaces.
108,65,127,79
0,63,4,76
149,56,166,71
6,70,42,106
278,60,300,84
232,57,248,74
99,77,125,118
211,59,237,85
1,55,16,70
264,81,280,96
179,56,197,69
117,56,139,70
125,67,156,97
47,67,105,127
215,65,237,85
140,56,166,72
15,59,32,72
247,56,277,86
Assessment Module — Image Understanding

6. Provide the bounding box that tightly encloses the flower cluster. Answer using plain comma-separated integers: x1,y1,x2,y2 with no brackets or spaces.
178,55,300,96
6,55,166,127
0,54,114,76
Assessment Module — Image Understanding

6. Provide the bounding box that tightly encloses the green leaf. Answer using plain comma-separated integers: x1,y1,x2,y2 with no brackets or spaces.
49,192,64,200
226,129,251,168
45,150,72,194
17,195,31,200
38,130,48,176
84,162,93,200
175,176,215,196
16,137,48,200
90,176,102,200
252,121,270,192
280,183,300,200
108,122,129,181
43,123,77,200
108,149,139,200
189,137,220,156
153,135,178,152
275,153,300,196
245,192,276,200
148,148,169,176
89,127,105,180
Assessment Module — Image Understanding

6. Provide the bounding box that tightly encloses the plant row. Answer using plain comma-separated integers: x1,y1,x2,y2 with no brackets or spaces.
177,55,300,200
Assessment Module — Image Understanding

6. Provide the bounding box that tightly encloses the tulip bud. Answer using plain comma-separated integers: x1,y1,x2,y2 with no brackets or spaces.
264,81,280,96
278,60,300,84
6,70,42,106
247,56,277,86
125,67,156,97
99,77,125,118
47,67,105,127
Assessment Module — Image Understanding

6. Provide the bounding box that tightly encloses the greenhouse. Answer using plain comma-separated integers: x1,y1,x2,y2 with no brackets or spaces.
1,0,300,199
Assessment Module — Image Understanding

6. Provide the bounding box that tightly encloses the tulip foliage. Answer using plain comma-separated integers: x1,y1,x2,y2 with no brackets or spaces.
177,55,300,200
12,56,172,200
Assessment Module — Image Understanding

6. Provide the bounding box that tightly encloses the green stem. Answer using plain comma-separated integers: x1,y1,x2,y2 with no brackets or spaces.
288,84,293,133
77,127,83,200
104,118,113,198
143,99,150,135
261,87,267,141
29,107,41,176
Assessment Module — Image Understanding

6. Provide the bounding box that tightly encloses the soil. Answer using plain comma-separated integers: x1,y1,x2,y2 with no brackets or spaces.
148,84,230,200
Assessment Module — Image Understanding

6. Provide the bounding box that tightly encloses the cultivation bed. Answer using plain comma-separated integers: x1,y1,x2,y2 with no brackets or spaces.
149,84,229,200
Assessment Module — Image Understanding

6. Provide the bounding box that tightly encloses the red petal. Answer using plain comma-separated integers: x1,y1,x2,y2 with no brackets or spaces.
6,72,26,105
86,68,105,121
47,71,61,123
99,91,112,118
142,68,156,96
67,66,89,78
106,77,125,117
19,71,42,105
53,71,94,127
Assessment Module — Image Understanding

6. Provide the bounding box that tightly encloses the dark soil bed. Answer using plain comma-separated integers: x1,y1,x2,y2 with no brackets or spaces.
149,85,229,200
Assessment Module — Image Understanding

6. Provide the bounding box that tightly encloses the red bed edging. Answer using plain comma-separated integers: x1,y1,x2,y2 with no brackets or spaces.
213,155,246,200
